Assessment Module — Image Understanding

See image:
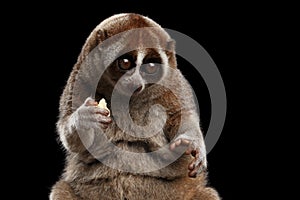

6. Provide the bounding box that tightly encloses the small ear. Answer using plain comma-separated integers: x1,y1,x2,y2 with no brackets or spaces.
96,29,108,43
165,39,176,59
166,39,176,52
165,39,177,68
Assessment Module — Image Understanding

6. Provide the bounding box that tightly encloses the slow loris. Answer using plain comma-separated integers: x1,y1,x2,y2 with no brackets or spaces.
50,13,220,200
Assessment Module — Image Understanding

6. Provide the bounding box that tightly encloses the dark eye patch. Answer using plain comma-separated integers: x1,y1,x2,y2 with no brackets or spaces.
115,52,136,71
142,48,162,65
141,63,160,74
118,58,133,70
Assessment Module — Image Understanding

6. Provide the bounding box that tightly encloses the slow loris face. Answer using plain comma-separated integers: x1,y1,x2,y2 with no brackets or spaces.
88,14,176,101
105,48,166,96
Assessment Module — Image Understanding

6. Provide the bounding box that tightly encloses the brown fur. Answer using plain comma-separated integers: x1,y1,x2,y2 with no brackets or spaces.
50,13,220,199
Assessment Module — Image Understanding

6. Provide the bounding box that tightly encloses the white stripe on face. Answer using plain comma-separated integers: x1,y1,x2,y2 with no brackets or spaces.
135,50,146,91
157,48,169,81
136,49,146,69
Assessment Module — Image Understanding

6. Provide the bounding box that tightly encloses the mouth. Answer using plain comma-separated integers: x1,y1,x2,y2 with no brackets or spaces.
130,86,143,96
134,86,143,93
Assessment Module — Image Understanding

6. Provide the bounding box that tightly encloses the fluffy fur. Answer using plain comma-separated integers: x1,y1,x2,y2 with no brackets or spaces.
50,13,220,200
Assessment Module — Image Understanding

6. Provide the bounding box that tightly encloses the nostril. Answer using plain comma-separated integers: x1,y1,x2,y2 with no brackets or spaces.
136,86,142,93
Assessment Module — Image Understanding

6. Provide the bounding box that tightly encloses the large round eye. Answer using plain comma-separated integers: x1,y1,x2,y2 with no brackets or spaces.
117,58,132,70
142,63,159,74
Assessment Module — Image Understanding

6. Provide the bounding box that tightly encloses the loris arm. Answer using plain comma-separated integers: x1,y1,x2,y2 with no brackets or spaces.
57,97,112,153
165,72,207,177
169,112,207,177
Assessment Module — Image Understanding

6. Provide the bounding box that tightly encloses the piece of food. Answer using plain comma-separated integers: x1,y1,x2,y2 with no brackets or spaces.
98,98,110,116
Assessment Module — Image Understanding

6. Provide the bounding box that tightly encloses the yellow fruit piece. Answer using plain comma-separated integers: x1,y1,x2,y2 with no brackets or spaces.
98,98,110,116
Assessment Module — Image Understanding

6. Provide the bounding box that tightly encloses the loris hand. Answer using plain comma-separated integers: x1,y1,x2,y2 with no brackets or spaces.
72,97,112,131
170,136,207,178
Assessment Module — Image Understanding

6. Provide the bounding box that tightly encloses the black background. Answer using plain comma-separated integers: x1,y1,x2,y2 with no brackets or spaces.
8,1,263,199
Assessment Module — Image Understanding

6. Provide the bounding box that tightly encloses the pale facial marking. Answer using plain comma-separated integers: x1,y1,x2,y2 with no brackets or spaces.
136,50,146,91
157,49,169,81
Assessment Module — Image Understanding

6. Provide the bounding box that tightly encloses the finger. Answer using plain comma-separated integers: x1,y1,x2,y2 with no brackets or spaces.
95,107,110,116
170,138,192,151
169,142,176,150
100,124,109,129
175,139,182,146
97,116,112,124
188,162,195,170
188,162,203,178
188,170,197,178
85,98,98,106
188,150,200,169
181,139,190,145
185,146,194,155
170,139,183,151
188,168,199,178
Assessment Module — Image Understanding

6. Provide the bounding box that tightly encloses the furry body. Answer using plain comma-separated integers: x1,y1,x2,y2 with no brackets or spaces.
50,13,220,200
